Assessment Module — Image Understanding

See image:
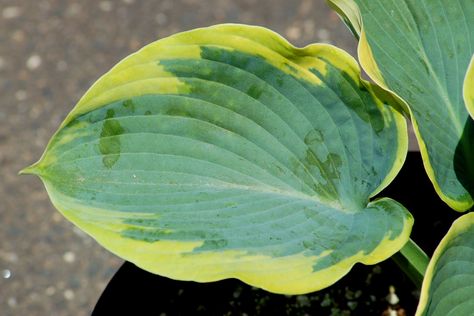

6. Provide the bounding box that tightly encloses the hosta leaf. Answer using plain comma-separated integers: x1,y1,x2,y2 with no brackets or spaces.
416,212,474,315
22,24,412,294
328,0,474,211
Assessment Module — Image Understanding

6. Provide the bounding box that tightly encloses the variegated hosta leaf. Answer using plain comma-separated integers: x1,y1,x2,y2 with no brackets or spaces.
328,0,474,211
416,212,474,315
22,24,412,294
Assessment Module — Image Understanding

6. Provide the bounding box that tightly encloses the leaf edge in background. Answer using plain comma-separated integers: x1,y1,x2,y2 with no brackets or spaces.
327,0,474,212
415,212,474,315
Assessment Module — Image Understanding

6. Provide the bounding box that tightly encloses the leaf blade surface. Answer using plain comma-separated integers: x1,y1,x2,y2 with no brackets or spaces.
26,24,411,294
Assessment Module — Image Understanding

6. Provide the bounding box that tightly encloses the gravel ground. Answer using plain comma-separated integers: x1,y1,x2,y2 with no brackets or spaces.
0,1,360,315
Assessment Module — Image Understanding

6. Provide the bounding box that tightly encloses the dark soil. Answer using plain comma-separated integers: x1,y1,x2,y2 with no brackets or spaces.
93,153,459,315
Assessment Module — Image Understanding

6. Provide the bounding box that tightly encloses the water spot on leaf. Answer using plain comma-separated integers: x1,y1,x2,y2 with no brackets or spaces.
276,76,284,87
246,84,264,99
122,99,135,112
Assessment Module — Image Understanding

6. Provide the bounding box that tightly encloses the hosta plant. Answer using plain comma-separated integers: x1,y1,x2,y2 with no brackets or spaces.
22,1,473,314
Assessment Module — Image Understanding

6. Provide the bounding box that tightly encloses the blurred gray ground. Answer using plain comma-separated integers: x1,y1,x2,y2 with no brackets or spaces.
0,0,357,315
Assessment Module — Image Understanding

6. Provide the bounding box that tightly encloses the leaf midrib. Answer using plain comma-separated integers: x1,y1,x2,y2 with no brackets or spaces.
45,152,352,211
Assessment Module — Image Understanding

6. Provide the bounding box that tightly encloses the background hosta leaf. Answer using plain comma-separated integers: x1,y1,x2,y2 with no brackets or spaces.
23,24,411,294
416,212,474,315
328,0,474,211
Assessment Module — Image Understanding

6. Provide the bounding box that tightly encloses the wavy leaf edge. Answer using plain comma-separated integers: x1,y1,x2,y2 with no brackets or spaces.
22,24,412,294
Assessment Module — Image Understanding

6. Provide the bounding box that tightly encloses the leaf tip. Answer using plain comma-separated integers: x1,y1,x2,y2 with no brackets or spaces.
19,163,41,176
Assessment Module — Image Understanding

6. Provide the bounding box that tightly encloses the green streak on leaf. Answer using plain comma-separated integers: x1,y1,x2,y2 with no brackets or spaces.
306,151,342,180
122,227,169,242
99,109,124,169
165,108,191,117
200,239,229,249
304,129,324,145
